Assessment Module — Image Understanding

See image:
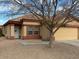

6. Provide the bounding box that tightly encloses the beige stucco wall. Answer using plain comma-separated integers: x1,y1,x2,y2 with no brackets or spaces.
55,27,78,41
4,24,15,38
40,26,78,40
40,26,50,40
5,25,11,38
21,26,28,36
0,26,2,29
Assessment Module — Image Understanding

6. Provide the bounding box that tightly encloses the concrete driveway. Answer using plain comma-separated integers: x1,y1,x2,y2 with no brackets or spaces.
57,40,79,47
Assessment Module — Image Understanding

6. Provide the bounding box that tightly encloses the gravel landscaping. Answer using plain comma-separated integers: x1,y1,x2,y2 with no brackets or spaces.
0,38,79,59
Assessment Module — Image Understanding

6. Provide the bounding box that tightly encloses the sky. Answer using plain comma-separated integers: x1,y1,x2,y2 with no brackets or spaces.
0,0,69,25
0,1,16,25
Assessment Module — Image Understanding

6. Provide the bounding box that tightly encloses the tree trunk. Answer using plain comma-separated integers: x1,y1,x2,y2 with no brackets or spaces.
48,33,55,48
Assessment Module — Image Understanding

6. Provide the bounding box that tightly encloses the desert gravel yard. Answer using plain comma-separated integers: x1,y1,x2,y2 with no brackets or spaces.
0,38,79,59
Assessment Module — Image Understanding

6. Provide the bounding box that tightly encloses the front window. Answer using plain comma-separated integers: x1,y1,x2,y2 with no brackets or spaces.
27,26,39,35
34,31,39,34
28,31,32,35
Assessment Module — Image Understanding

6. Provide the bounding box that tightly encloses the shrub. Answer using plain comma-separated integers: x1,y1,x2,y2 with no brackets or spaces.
0,29,4,37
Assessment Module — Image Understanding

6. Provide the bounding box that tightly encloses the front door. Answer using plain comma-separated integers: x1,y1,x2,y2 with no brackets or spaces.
14,26,20,39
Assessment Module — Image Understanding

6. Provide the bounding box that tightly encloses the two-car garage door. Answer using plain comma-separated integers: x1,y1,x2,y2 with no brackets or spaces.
55,27,78,41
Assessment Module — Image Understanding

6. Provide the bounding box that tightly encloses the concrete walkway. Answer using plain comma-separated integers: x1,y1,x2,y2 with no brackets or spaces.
16,40,49,45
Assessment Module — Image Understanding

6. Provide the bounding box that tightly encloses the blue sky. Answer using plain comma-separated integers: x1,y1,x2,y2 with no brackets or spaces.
0,0,68,25
0,1,13,24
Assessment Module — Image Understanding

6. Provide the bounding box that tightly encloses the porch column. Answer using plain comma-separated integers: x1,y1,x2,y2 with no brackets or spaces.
21,26,27,39
10,24,15,39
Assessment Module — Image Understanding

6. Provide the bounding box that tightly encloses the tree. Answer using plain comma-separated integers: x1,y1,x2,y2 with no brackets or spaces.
13,0,79,47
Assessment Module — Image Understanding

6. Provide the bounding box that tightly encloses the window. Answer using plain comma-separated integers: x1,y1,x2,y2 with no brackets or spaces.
34,31,39,34
27,27,33,35
27,26,40,35
28,31,32,35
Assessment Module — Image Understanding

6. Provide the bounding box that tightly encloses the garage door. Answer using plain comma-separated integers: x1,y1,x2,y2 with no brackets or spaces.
55,27,78,41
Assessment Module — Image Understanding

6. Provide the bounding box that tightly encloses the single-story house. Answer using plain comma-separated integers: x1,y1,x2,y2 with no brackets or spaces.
2,14,79,40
